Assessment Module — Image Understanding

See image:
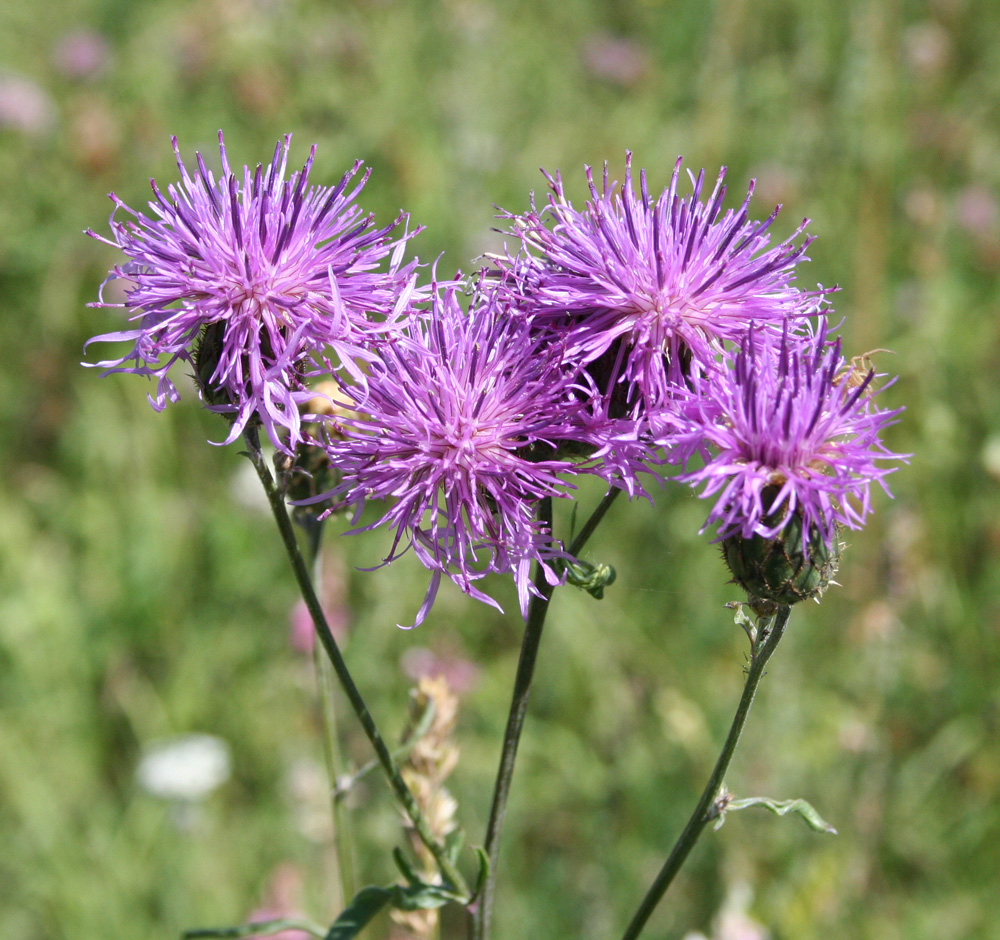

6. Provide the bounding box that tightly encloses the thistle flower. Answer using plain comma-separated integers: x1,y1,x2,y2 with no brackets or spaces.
84,132,419,452
318,279,597,627
681,324,906,549
497,154,832,409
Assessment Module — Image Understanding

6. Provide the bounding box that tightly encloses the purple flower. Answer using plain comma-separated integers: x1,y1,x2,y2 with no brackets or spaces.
85,132,419,452
318,279,599,627
497,154,833,409
681,324,906,547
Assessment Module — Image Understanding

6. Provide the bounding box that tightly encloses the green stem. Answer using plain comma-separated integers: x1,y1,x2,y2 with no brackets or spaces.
298,516,357,909
473,486,623,940
244,430,469,899
567,485,622,557
619,605,792,940
313,638,356,909
334,698,438,800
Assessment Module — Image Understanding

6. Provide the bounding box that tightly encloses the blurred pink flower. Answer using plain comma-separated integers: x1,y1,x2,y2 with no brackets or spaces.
581,32,650,87
0,75,56,136
288,545,351,652
52,29,111,80
902,21,951,78
288,600,316,653
401,646,480,694
246,863,311,940
955,184,998,239
289,598,347,653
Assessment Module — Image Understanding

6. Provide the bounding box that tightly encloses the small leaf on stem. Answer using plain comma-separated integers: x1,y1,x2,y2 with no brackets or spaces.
721,795,838,834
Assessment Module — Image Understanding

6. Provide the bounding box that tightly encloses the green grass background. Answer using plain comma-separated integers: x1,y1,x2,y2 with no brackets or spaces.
1,0,998,937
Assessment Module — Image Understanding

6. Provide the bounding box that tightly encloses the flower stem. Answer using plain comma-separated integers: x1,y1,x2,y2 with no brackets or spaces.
567,484,622,558
473,486,622,940
243,430,469,899
619,604,792,940
297,516,357,910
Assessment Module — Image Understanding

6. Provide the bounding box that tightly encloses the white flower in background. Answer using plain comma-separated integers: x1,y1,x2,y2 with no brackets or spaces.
136,733,232,802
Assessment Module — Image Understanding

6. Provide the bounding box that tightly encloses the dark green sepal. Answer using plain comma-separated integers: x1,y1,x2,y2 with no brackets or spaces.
722,509,841,615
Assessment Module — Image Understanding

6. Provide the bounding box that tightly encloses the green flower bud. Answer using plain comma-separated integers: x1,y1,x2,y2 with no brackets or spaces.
722,509,842,617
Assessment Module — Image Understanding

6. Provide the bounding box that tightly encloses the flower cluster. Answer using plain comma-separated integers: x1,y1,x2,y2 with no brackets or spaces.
86,138,906,622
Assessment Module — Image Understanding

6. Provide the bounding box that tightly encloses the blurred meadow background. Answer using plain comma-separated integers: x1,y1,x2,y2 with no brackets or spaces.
1,0,998,937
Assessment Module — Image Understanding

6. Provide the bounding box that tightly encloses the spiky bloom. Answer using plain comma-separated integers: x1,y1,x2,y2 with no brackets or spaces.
84,132,420,452
496,154,833,409
318,280,602,628
681,324,906,547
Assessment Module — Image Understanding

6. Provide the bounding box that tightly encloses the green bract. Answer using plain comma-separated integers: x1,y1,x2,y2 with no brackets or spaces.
722,510,842,616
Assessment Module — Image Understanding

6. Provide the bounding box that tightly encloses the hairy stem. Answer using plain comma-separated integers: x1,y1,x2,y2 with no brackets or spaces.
619,605,792,940
474,486,623,940
244,430,469,899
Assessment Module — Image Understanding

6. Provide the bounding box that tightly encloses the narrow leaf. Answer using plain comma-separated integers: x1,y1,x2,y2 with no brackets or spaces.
726,796,838,834
391,882,456,912
471,846,490,899
324,887,393,940
443,826,465,865
392,846,422,886
727,601,758,644
183,919,325,939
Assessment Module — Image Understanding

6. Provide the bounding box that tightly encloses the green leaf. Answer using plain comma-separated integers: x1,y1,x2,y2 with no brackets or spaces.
390,882,457,912
183,918,325,939
324,887,393,940
443,825,465,865
471,846,490,899
726,601,758,644
725,796,838,834
391,846,422,886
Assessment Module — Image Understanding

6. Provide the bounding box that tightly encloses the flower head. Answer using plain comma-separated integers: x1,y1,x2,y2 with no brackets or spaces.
85,132,420,452
318,279,598,627
681,324,906,547
497,154,832,409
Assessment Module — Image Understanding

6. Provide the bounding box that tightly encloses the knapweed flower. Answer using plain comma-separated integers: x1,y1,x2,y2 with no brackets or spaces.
85,132,420,452
317,279,600,627
496,154,833,409
681,324,905,549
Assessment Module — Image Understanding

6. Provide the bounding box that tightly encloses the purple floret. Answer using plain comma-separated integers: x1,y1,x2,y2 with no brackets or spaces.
317,278,608,627
496,154,833,410
84,132,420,452
681,324,906,547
